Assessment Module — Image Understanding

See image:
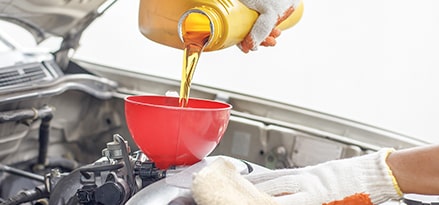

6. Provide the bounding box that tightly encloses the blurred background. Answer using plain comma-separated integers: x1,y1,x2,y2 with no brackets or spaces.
2,0,439,143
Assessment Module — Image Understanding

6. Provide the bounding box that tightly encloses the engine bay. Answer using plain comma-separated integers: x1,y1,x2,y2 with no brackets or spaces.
0,40,427,204
0,1,431,203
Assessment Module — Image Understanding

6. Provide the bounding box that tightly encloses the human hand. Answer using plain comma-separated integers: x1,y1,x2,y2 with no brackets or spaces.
191,149,403,205
249,148,403,204
237,0,302,53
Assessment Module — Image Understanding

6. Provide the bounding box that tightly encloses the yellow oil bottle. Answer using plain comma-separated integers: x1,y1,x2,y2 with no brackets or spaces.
138,0,304,106
138,0,304,52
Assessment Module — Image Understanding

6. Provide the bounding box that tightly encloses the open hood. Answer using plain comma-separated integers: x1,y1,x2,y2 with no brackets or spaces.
0,0,116,44
0,0,118,69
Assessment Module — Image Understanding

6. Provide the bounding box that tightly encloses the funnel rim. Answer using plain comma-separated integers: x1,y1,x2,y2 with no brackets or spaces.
125,95,232,111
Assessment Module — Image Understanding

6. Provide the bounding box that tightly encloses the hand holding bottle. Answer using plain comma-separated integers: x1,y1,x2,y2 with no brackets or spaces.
237,0,302,53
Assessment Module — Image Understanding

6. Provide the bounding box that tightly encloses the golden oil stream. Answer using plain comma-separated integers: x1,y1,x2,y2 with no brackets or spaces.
179,12,211,107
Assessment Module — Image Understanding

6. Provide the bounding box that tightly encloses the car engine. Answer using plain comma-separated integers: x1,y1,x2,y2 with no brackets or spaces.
0,1,429,204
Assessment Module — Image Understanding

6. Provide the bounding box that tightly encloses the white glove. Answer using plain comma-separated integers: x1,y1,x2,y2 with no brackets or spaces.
191,149,403,205
248,148,403,205
237,0,301,53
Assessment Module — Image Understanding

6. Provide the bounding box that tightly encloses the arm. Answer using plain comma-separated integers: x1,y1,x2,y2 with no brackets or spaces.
387,144,439,194
192,149,402,205
191,145,439,205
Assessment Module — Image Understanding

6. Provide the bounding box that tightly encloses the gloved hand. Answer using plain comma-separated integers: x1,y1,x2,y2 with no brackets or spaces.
237,0,301,53
191,149,403,205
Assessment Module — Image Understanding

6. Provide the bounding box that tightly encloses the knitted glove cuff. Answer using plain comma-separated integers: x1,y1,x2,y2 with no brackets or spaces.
356,148,403,204
296,148,403,203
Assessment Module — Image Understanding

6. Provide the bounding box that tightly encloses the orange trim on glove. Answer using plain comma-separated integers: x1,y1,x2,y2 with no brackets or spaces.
323,193,373,205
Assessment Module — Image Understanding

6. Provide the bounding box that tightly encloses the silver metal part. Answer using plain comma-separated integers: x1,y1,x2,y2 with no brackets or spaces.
403,194,439,205
102,135,131,160
126,156,267,205
127,178,192,205
0,74,118,104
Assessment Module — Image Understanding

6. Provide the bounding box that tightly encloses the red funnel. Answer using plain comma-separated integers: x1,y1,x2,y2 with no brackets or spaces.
125,95,232,169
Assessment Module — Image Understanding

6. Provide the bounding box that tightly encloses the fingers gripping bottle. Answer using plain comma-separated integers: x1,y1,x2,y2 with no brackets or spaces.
138,0,304,52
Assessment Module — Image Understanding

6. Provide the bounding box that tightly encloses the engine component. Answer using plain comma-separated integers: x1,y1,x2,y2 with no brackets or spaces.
0,184,48,205
2,133,208,205
1,132,264,205
48,134,174,205
0,164,44,182
0,105,54,170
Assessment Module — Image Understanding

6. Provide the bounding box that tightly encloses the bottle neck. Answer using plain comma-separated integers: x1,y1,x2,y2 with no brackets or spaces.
178,8,222,49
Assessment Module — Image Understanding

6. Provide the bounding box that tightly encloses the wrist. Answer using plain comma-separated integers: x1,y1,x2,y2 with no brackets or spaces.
386,145,439,195
383,149,404,196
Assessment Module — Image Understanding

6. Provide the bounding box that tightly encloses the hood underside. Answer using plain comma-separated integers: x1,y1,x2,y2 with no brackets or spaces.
0,0,115,43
